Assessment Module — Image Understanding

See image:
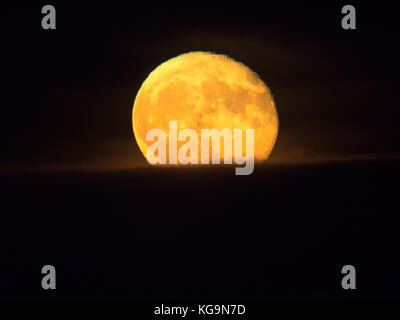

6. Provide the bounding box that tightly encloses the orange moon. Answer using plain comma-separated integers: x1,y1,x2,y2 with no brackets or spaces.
132,51,278,163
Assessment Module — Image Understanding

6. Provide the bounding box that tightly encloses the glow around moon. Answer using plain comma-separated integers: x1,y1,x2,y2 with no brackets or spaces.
132,51,278,163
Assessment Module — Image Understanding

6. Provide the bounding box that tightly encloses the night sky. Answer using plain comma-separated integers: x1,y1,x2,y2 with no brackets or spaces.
2,2,399,172
1,2,399,300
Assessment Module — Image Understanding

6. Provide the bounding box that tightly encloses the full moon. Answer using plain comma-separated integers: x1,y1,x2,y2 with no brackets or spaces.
132,51,278,164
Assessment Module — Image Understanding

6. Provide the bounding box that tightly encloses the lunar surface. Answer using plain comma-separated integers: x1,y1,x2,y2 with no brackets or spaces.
132,51,278,163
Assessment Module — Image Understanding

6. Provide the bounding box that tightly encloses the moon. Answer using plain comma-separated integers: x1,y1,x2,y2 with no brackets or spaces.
132,51,278,163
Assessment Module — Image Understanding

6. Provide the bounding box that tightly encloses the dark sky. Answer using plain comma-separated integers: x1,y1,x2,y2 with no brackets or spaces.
2,2,399,172
1,2,400,302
